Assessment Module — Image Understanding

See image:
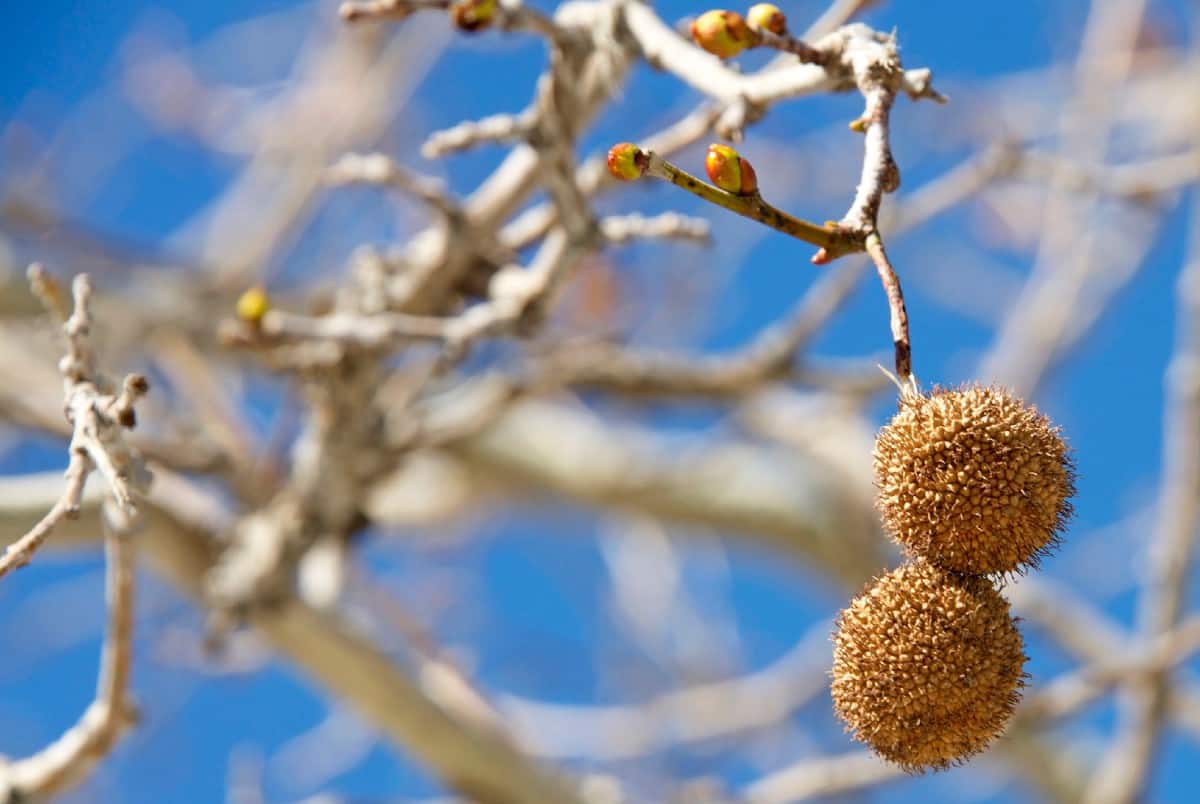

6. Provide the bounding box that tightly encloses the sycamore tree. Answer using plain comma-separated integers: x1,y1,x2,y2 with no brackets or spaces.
0,0,1197,802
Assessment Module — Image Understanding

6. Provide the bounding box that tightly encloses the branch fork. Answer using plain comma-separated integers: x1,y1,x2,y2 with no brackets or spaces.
0,266,149,801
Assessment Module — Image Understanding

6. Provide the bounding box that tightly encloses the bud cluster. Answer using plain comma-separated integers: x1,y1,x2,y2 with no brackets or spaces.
833,385,1075,769
690,4,789,59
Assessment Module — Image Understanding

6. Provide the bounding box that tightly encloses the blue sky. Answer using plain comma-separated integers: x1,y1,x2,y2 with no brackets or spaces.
1,1,1197,801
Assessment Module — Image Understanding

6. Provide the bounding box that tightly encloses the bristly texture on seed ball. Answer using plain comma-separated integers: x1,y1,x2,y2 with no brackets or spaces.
832,561,1026,770
874,385,1075,576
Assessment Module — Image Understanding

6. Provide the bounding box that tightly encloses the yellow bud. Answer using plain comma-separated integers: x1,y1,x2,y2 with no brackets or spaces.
236,287,270,326
606,143,647,181
450,0,496,32
705,143,758,195
690,10,754,59
746,3,787,35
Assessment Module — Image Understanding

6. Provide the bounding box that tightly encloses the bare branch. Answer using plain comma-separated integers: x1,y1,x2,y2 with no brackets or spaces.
1,515,138,800
423,111,537,159
0,451,90,581
326,152,458,215
742,750,901,803
6,470,590,804
599,211,711,245
1084,164,1200,804
1,268,149,580
0,267,147,799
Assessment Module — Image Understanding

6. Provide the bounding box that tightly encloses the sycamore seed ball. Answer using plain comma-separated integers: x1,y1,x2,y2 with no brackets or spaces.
831,561,1026,770
874,386,1075,576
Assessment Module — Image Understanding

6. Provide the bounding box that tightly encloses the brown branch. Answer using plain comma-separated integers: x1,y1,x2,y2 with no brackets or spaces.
545,141,1028,399
752,29,830,66
864,233,912,383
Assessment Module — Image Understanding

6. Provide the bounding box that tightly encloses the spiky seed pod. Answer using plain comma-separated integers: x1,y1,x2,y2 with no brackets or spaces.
832,561,1026,770
236,286,270,326
606,143,648,181
746,3,787,35
450,0,496,32
874,386,1075,576
705,143,758,195
690,10,755,59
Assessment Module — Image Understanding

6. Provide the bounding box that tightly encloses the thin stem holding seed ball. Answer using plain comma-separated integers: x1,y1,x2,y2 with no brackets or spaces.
864,233,912,385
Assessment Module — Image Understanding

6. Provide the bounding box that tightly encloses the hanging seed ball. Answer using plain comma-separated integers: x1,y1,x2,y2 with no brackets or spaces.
831,561,1026,770
874,386,1075,576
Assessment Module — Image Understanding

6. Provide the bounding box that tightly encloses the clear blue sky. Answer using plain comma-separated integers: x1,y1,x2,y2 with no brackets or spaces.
1,1,1197,801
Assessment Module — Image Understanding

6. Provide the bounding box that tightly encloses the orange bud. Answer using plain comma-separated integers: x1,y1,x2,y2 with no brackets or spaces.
705,143,758,195
690,10,754,59
450,0,496,32
607,143,648,181
746,3,787,35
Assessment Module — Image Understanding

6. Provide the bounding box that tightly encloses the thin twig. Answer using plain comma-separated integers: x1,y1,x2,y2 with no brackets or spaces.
326,153,457,216
0,269,148,580
0,267,147,796
742,750,901,803
422,111,537,159
599,211,710,245
0,452,90,580
641,151,862,258
0,505,138,799
864,233,911,382
339,0,448,22
753,29,829,66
